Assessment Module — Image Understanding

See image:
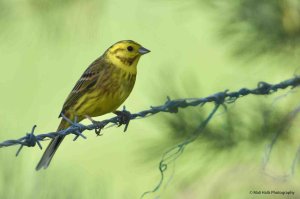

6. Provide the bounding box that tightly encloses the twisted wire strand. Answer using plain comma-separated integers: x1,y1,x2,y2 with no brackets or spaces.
0,76,299,156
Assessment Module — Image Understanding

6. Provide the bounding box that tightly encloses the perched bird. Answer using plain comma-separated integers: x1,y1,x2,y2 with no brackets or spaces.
36,40,150,170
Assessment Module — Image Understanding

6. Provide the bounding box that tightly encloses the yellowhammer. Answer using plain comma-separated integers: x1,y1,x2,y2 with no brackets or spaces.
36,40,150,170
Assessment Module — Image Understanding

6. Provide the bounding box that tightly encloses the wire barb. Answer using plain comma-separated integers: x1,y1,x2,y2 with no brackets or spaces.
15,125,42,156
0,75,298,149
0,75,298,172
60,113,87,141
114,106,132,132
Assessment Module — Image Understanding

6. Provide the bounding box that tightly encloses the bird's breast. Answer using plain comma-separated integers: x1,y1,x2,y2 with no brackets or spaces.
75,69,136,117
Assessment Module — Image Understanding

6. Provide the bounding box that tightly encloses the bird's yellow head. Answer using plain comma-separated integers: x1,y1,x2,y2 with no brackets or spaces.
105,40,150,73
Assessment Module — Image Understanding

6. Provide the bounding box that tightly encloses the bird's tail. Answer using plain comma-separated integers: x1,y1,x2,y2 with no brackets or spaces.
35,118,71,171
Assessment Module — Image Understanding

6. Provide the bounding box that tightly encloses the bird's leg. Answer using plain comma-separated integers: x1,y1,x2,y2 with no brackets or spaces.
113,109,131,132
84,115,96,123
84,115,104,136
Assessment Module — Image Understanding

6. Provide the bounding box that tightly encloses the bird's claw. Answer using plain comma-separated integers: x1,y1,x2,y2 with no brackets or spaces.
114,109,131,132
84,115,104,136
93,122,105,136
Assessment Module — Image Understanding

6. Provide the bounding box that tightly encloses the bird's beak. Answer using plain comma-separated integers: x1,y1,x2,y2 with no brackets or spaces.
138,46,151,55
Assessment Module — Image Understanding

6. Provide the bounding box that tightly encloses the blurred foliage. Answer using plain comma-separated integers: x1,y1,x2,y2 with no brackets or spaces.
0,0,300,198
141,81,300,197
163,102,292,148
200,0,300,59
145,98,296,158
28,0,76,12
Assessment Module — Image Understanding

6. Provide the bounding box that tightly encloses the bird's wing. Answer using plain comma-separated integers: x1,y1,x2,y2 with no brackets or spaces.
59,57,104,116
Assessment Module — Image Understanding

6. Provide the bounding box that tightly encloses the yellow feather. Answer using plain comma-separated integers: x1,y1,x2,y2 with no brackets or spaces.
36,40,150,170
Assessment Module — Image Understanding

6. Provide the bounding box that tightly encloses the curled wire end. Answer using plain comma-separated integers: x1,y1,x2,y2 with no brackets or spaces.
159,162,168,172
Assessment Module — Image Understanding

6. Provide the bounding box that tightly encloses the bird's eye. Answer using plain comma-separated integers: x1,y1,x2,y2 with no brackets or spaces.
127,46,134,52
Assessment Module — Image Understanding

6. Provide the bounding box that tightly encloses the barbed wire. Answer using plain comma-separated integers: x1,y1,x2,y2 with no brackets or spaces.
0,75,300,198
0,76,300,198
141,104,220,199
0,76,299,154
140,76,300,198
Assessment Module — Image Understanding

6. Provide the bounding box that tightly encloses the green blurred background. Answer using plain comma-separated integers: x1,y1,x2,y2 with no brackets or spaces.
0,0,300,198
